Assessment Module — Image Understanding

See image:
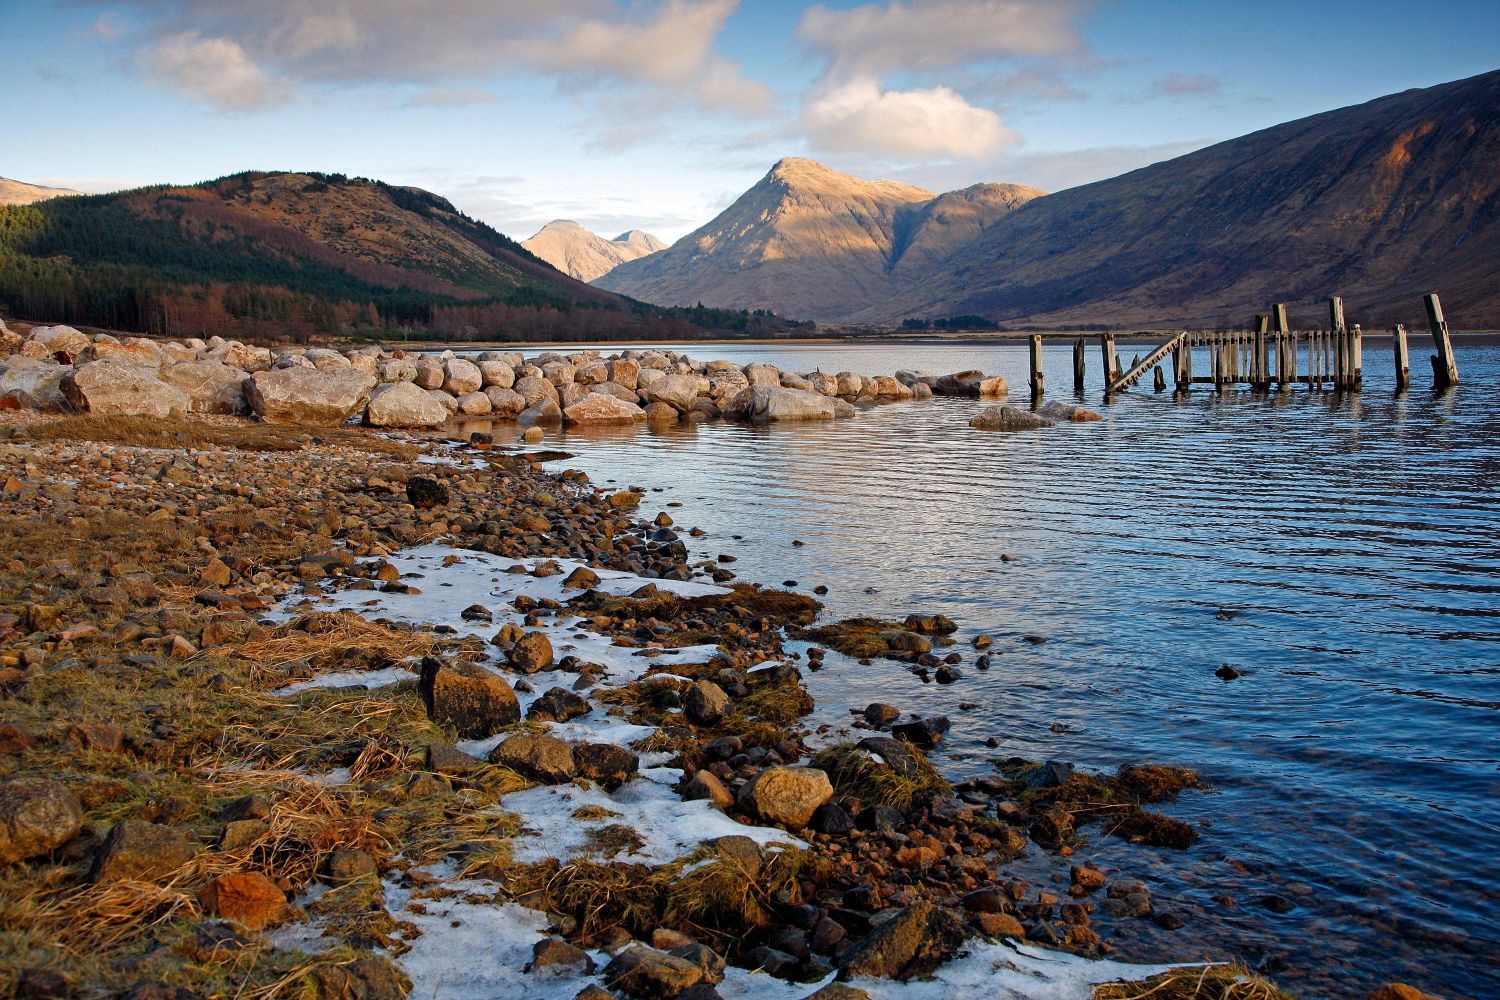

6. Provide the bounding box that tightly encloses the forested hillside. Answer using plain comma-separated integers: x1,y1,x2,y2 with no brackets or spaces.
0,172,809,342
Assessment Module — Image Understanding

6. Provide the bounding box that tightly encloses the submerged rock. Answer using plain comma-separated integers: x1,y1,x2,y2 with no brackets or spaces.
969,405,1054,431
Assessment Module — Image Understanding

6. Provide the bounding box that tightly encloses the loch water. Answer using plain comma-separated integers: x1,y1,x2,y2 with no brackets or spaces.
458,339,1499,999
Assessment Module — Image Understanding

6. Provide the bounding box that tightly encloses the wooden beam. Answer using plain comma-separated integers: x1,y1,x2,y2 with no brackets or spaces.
1100,333,1119,387
1072,338,1085,393
1425,292,1459,388
1108,331,1187,394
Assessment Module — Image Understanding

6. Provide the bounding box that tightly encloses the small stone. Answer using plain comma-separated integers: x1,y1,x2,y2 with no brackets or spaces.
407,476,449,509
529,936,597,976
737,766,833,828
684,680,731,726
573,743,640,791
426,743,483,776
90,820,201,882
563,566,602,589
862,703,899,726
198,872,286,930
683,770,733,810
527,686,592,723
322,849,378,885
838,902,967,981
0,777,84,864
603,944,705,999
488,733,576,784
509,632,555,673
418,657,520,739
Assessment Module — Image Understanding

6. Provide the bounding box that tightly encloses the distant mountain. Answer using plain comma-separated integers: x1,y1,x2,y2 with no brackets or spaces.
864,68,1500,328
595,157,1043,321
0,177,83,206
0,171,805,341
522,219,667,282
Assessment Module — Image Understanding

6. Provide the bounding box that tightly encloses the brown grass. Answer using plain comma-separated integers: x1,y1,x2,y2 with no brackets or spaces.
811,740,950,811
23,413,418,458
1094,965,1294,1000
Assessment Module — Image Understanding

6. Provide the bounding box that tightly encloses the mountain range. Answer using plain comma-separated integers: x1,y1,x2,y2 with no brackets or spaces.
595,158,1043,321
522,220,666,282
601,69,1500,328
0,177,82,206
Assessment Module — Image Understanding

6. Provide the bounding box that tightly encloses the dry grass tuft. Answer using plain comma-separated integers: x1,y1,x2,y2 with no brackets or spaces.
811,740,950,811
1094,965,1294,1000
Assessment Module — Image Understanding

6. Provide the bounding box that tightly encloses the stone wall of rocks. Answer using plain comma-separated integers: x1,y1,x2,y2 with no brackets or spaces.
0,319,1009,429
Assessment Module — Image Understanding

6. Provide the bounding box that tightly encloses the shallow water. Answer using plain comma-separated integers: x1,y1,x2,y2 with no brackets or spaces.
455,339,1499,999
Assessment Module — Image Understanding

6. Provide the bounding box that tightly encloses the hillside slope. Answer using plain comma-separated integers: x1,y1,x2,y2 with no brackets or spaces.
522,220,667,282
865,69,1500,328
0,177,83,206
0,172,798,341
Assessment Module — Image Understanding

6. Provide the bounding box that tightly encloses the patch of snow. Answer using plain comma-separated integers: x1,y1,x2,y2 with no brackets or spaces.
273,664,414,696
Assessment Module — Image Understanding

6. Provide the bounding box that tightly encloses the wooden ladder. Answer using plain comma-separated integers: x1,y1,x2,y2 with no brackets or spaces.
1106,331,1187,395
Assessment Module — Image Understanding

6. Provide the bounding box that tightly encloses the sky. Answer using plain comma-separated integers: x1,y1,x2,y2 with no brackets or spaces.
3,1,1498,244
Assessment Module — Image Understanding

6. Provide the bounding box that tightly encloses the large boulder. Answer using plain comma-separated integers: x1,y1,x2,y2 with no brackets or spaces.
684,680,731,726
417,658,520,739
934,371,1007,398
413,356,446,390
737,766,833,828
0,778,84,864
159,361,252,415
484,386,526,418
455,391,492,415
518,398,562,426
0,319,22,355
564,393,644,426
740,386,837,423
487,733,575,784
478,359,515,388
62,361,190,418
591,381,642,403
81,340,163,369
204,341,273,371
245,368,376,424
838,902,967,981
378,358,418,384
442,358,483,396
607,358,639,389
0,360,68,411
639,374,701,412
968,405,1054,431
198,872,287,930
26,325,90,356
514,375,559,409
365,381,449,428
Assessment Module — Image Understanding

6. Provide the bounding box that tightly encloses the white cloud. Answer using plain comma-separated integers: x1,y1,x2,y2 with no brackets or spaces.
798,0,1091,78
102,0,768,115
144,31,286,111
800,77,1018,159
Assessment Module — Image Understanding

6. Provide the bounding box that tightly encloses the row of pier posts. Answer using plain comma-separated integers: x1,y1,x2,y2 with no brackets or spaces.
1033,293,1461,399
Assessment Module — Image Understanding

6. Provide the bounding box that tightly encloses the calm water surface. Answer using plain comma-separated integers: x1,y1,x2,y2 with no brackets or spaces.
460,340,1499,999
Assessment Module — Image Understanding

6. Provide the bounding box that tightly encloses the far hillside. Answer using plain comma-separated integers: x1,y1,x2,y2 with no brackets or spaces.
0,171,810,343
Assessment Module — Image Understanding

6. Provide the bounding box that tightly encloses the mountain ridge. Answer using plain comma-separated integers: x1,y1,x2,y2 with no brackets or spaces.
595,157,1042,319
0,176,84,206
522,219,667,282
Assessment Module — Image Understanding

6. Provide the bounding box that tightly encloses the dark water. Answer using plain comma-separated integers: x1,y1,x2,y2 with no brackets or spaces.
458,339,1500,999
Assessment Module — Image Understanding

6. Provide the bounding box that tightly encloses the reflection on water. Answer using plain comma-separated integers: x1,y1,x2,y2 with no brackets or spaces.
461,339,1500,999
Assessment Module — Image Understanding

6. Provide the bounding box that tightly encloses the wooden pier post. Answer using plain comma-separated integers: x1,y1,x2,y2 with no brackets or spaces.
1329,297,1347,389
1175,333,1192,390
1072,338,1086,393
1029,334,1045,398
1100,333,1119,387
1153,365,1166,392
1424,293,1459,389
1252,314,1269,389
1393,324,1410,391
1351,323,1363,388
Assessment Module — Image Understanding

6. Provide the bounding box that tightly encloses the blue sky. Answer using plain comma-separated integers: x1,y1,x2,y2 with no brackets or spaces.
3,1,1497,243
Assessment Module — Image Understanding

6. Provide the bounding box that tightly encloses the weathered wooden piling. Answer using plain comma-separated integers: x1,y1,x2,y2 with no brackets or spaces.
1029,334,1044,397
1252,314,1270,389
1100,333,1119,386
1153,365,1166,392
1174,332,1191,390
1393,324,1410,391
1425,293,1459,388
1072,338,1086,393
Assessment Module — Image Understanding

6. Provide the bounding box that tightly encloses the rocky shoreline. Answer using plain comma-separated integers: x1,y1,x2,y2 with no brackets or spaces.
0,325,1438,1000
